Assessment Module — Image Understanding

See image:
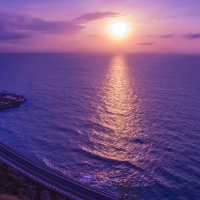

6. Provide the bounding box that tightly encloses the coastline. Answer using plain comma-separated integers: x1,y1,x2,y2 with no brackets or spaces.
0,162,70,200
0,94,70,200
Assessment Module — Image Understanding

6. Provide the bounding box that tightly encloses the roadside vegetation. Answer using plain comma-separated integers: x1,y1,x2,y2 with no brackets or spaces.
0,163,35,200
0,163,69,200
0,194,21,200
117,180,138,200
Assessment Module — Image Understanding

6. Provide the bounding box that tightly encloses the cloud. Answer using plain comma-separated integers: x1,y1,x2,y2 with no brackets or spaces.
88,34,98,37
183,33,200,39
137,42,155,45
0,11,84,36
0,31,31,41
74,12,122,23
160,34,174,38
21,18,84,33
146,35,154,37
152,18,180,23
0,12,84,33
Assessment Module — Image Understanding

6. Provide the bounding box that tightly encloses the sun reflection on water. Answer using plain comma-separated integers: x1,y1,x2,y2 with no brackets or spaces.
82,54,143,164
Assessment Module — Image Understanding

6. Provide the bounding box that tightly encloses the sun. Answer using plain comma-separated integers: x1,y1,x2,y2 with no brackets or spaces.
109,21,130,39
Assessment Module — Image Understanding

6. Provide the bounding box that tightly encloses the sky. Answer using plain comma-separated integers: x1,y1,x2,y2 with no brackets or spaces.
0,0,200,53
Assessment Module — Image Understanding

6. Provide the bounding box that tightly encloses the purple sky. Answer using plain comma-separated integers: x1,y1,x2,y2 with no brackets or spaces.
0,0,200,53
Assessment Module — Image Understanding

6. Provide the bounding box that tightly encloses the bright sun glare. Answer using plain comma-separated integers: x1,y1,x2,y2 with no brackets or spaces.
109,21,129,39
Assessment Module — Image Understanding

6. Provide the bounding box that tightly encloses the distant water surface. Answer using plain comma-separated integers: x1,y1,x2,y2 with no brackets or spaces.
0,53,200,200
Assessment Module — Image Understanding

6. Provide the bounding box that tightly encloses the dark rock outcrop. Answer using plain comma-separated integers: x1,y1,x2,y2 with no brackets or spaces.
0,93,26,111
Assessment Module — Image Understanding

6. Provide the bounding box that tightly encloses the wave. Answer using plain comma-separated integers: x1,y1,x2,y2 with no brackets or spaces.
77,147,144,172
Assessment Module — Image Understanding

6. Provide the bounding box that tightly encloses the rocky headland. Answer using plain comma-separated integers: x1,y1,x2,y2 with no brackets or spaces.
0,93,26,111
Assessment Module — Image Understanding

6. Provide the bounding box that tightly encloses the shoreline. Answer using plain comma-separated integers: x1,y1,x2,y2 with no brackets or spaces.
0,162,70,200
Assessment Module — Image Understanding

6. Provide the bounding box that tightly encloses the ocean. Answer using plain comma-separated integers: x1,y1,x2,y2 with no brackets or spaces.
0,53,200,200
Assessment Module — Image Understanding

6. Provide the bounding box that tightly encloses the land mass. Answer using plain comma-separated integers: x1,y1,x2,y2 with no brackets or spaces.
0,162,68,200
0,93,26,111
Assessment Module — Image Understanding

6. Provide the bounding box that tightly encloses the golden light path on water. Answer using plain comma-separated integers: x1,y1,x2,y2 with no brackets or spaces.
82,55,145,169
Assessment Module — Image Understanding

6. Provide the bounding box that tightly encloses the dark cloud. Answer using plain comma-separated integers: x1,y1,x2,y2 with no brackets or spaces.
146,34,174,38
88,34,98,37
0,11,84,37
146,35,154,37
183,33,200,39
74,12,122,23
137,42,155,45
0,31,31,41
20,18,84,33
160,34,174,38
0,12,84,33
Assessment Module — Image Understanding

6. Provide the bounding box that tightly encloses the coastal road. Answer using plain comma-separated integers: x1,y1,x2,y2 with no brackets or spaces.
0,141,118,200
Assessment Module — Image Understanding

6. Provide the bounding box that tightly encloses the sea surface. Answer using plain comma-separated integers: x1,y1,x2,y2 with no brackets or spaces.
0,53,200,200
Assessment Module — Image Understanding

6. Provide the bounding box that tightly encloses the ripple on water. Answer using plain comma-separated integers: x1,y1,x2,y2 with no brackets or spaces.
0,53,200,200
